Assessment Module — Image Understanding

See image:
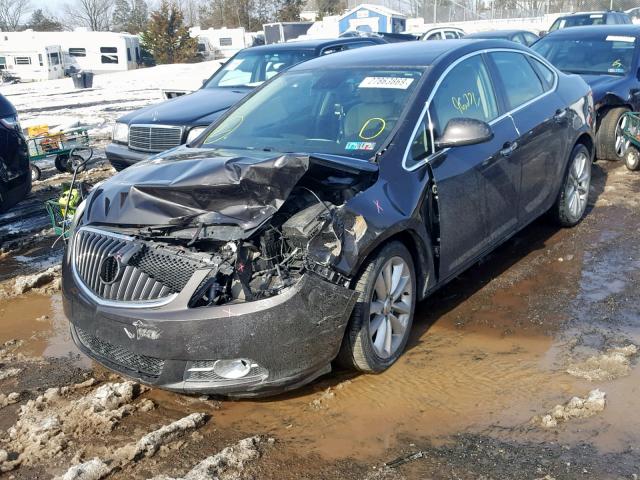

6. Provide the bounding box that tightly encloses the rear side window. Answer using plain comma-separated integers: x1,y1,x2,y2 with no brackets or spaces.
427,32,442,40
529,57,555,91
444,31,457,39
490,52,544,110
430,54,498,135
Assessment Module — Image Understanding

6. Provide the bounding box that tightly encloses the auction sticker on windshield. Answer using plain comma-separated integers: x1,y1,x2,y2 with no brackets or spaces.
359,77,415,89
346,141,376,150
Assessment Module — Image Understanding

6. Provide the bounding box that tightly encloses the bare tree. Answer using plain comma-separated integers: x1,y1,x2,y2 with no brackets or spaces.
64,0,112,30
0,0,31,31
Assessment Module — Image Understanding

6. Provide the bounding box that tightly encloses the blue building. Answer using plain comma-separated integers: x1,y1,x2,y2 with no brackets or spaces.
338,4,407,34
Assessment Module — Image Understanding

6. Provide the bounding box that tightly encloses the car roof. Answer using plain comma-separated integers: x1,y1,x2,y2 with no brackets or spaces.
289,39,527,70
544,24,640,38
559,11,615,17
466,29,531,38
243,37,385,53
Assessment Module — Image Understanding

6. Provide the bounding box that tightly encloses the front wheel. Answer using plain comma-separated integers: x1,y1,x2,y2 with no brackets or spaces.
551,144,591,227
338,242,416,373
30,164,41,182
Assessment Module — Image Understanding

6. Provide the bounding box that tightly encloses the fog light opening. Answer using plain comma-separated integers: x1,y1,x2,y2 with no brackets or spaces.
213,358,252,379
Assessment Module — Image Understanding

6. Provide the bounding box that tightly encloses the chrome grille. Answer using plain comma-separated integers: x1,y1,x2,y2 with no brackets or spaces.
128,124,183,153
73,227,175,303
75,327,164,378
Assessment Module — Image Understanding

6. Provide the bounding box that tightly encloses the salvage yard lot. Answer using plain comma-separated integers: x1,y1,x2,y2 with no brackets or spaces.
1,64,640,479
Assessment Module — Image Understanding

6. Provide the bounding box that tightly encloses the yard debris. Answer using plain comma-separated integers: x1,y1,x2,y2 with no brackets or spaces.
9,264,61,296
149,436,262,480
54,458,112,480
534,389,606,428
0,392,20,408
117,412,208,461
0,367,21,381
1,381,141,470
567,344,637,381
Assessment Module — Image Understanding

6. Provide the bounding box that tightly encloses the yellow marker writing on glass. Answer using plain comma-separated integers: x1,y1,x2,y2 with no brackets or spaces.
359,118,386,140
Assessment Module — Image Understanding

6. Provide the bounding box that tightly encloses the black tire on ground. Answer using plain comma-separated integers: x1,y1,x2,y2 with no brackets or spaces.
624,145,640,171
68,154,86,174
337,241,416,373
30,164,41,182
596,107,629,161
55,154,70,172
550,143,592,228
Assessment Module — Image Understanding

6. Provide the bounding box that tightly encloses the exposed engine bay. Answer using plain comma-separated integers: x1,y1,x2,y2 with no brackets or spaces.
80,151,377,307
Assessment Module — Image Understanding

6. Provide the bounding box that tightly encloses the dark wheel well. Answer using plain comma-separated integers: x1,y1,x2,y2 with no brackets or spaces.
351,230,432,301
575,133,595,161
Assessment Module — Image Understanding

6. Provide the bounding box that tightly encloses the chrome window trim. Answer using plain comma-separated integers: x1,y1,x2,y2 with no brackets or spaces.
71,226,178,309
402,48,559,172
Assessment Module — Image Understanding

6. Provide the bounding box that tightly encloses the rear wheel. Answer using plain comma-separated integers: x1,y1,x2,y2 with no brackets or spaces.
596,107,629,161
551,144,591,227
338,242,416,373
55,154,69,173
625,145,640,171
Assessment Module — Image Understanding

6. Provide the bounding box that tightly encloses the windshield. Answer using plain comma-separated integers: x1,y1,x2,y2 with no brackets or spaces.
204,49,315,88
549,14,605,31
199,67,424,160
532,35,637,75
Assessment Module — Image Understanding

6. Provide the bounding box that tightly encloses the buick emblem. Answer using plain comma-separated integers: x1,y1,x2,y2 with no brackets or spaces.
99,254,123,284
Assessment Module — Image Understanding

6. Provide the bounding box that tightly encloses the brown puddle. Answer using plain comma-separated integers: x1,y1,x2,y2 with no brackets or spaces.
0,293,89,366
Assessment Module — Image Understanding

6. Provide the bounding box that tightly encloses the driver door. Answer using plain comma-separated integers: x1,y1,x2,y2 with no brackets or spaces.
425,54,520,279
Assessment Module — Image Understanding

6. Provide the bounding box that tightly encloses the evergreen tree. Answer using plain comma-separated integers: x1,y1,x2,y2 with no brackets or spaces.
26,8,62,30
140,0,197,64
112,0,148,33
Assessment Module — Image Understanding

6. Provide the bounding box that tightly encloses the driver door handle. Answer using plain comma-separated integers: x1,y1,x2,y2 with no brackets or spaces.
500,141,517,157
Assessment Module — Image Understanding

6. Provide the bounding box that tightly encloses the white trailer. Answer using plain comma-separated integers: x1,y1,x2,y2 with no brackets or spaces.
0,30,140,75
191,27,248,58
0,44,64,81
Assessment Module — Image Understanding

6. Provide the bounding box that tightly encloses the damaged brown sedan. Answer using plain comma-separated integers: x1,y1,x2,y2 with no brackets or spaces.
62,40,594,396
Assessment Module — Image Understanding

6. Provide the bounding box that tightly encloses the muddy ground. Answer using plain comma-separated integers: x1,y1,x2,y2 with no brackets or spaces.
1,159,640,479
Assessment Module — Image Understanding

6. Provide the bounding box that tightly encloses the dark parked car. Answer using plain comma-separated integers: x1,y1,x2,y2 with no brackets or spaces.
465,29,539,46
0,93,31,213
533,25,640,160
63,40,594,397
547,11,631,33
106,37,386,171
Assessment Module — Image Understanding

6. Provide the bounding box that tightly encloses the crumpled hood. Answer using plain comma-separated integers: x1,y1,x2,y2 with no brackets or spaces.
117,87,250,126
84,148,310,232
579,74,628,103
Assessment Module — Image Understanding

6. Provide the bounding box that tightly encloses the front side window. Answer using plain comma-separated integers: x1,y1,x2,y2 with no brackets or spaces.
427,32,442,40
532,35,636,76
407,119,433,166
204,50,314,88
490,52,543,110
444,31,457,39
200,68,423,160
100,46,118,64
430,55,498,137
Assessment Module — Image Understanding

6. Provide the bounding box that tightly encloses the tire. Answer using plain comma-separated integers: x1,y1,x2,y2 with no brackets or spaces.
55,154,69,173
550,144,591,227
596,107,629,161
68,154,86,174
625,145,640,171
338,241,416,373
30,164,41,182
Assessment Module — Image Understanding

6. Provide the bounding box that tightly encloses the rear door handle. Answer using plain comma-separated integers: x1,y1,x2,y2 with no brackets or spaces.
500,141,517,157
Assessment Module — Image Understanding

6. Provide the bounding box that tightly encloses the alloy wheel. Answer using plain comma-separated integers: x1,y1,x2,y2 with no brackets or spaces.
615,114,630,158
565,150,591,221
368,256,413,359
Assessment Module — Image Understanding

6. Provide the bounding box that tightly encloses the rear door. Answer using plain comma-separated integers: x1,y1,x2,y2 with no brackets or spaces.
487,51,567,224
425,53,520,278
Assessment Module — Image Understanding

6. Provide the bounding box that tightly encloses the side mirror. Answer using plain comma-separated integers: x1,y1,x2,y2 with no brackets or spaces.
435,118,493,149
539,30,547,37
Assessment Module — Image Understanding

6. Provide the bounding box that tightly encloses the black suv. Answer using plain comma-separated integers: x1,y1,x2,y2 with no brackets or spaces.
106,37,386,171
548,11,631,33
533,25,640,160
0,93,31,213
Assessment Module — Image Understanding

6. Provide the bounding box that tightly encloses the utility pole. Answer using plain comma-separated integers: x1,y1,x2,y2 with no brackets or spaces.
433,0,437,23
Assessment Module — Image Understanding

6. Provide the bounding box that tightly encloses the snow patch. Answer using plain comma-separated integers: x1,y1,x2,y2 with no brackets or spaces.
534,389,606,428
567,344,637,381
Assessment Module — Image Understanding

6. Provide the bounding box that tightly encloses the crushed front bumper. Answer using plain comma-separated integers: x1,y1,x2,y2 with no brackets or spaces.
105,142,152,170
62,258,357,397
